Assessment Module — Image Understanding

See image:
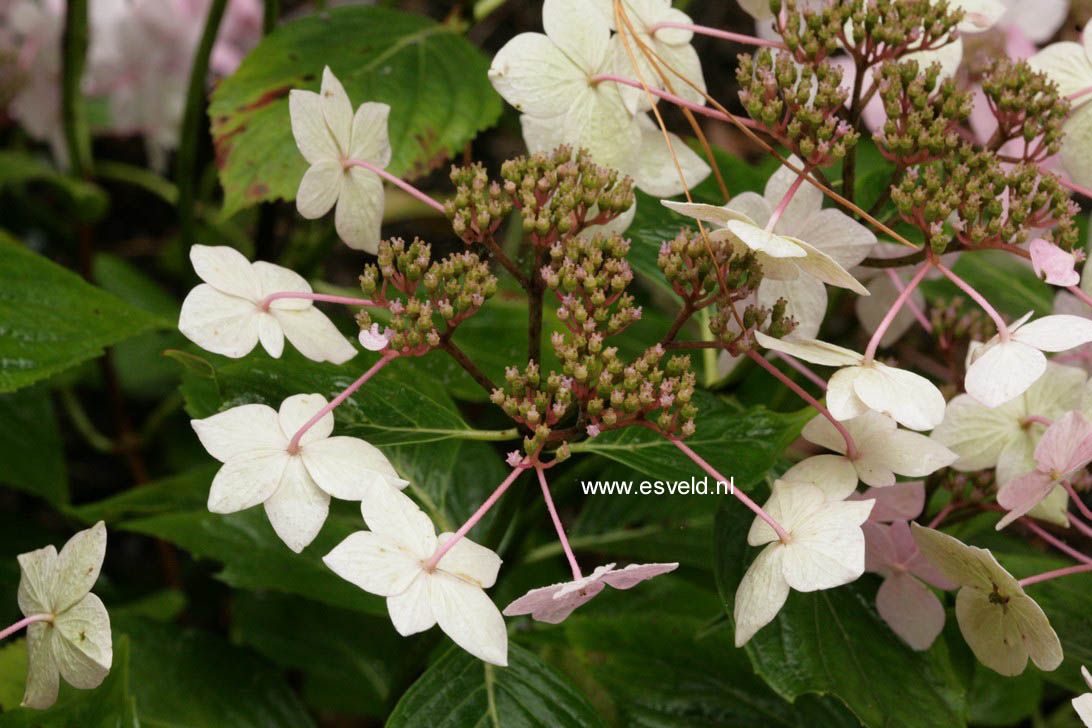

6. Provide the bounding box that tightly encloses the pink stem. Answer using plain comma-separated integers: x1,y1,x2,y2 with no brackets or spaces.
1020,518,1092,565
1018,562,1092,588
1068,85,1092,102
590,74,760,129
1061,479,1092,522
649,20,788,49
927,503,956,529
745,349,860,460
668,436,791,543
884,269,933,333
287,352,397,452
536,466,582,581
935,263,1011,343
770,351,827,390
1068,512,1092,539
1022,415,1053,427
863,262,932,362
423,462,528,571
0,614,52,641
1067,284,1092,309
259,291,378,310
765,171,808,232
343,159,445,213
1058,176,1092,200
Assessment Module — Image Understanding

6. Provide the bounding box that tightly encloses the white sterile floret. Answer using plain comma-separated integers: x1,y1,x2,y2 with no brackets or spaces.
964,312,1092,408
502,561,677,623
591,0,707,113
1074,665,1092,727
324,486,508,665
191,394,407,553
734,456,873,647
1030,26,1092,189
17,522,112,709
911,524,1063,676
661,197,869,297
802,410,958,487
178,245,357,363
290,66,392,253
754,331,946,430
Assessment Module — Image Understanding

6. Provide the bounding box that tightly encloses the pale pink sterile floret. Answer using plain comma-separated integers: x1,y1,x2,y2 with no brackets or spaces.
502,562,678,624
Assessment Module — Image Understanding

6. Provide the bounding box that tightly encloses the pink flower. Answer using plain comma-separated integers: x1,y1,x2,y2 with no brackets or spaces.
850,481,926,522
863,520,956,650
357,323,392,352
997,411,1092,528
502,562,677,624
1030,239,1080,287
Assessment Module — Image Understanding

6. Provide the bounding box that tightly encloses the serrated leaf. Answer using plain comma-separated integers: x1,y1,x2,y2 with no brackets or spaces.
0,385,66,505
713,491,968,728
0,235,164,393
209,5,501,215
386,644,607,728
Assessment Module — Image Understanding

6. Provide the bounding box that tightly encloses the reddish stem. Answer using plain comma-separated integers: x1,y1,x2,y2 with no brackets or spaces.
423,462,528,571
935,263,1010,343
1067,284,1092,309
1058,176,1092,200
1061,479,1092,523
1068,512,1092,539
745,349,859,460
1018,562,1092,588
590,74,760,129
1022,415,1053,428
863,262,931,362
287,352,397,452
927,503,956,529
649,20,788,49
536,465,582,581
1068,85,1092,102
770,351,827,390
765,171,808,232
342,159,445,213
259,291,378,310
0,614,52,641
1020,518,1092,566
884,269,933,333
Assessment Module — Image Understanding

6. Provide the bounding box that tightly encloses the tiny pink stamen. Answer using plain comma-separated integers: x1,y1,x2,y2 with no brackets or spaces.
0,613,53,641
341,158,445,213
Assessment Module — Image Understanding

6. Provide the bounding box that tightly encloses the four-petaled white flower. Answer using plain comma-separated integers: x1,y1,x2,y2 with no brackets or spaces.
192,393,407,553
912,524,1063,676
324,486,508,665
863,519,956,650
179,245,357,364
734,455,873,646
996,411,1092,529
290,66,392,253
17,522,112,709
662,196,870,299
754,331,946,430
964,312,1092,408
803,410,957,487
503,561,678,623
1074,665,1092,727
1030,27,1092,190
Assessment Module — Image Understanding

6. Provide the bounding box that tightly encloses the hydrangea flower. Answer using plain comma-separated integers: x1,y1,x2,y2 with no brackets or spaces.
192,394,407,553
1074,665,1092,727
17,522,111,709
178,245,357,363
754,332,946,430
964,312,1092,408
734,456,873,646
802,410,957,487
1030,26,1092,189
324,486,508,665
290,66,392,252
996,411,1092,529
1030,239,1080,288
502,561,677,623
911,524,1063,676
850,480,927,522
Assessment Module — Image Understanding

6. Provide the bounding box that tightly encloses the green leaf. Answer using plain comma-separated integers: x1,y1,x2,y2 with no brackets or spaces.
0,150,108,223
386,643,607,728
0,235,164,393
0,635,137,727
965,661,1043,726
713,490,968,728
0,385,67,505
572,393,811,490
209,5,501,215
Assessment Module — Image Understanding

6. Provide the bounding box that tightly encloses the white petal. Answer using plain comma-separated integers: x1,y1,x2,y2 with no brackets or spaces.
52,522,106,614
387,573,436,635
965,341,1046,408
264,457,331,553
929,393,1018,472
334,167,384,253
252,261,312,310
996,433,1039,487
278,393,333,446
1011,594,1063,672
757,275,827,340
319,66,353,155
560,84,642,174
302,436,407,499
854,363,946,431
360,485,437,558
1026,485,1071,528
783,504,870,591
489,32,586,116
207,450,289,514
295,160,341,220
876,573,945,651
323,531,422,597
275,307,358,364
178,284,260,359
910,524,995,591
191,403,284,462
780,453,859,501
763,157,823,234
733,546,789,647
867,429,958,479
599,562,678,589
429,572,509,666
827,367,871,421
349,102,392,166
1061,105,1092,190
955,0,1004,32
435,534,502,589
520,112,566,155
21,621,59,709
543,0,611,75
725,219,807,258
257,312,285,358
661,199,756,228
903,37,963,83
17,545,57,616
289,88,340,164
633,117,710,197
724,191,772,227
189,244,260,300
1013,315,1092,352
50,593,111,689
793,208,876,269
955,587,1029,676
1028,41,1092,100
789,236,870,294
753,331,863,366
749,481,825,546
